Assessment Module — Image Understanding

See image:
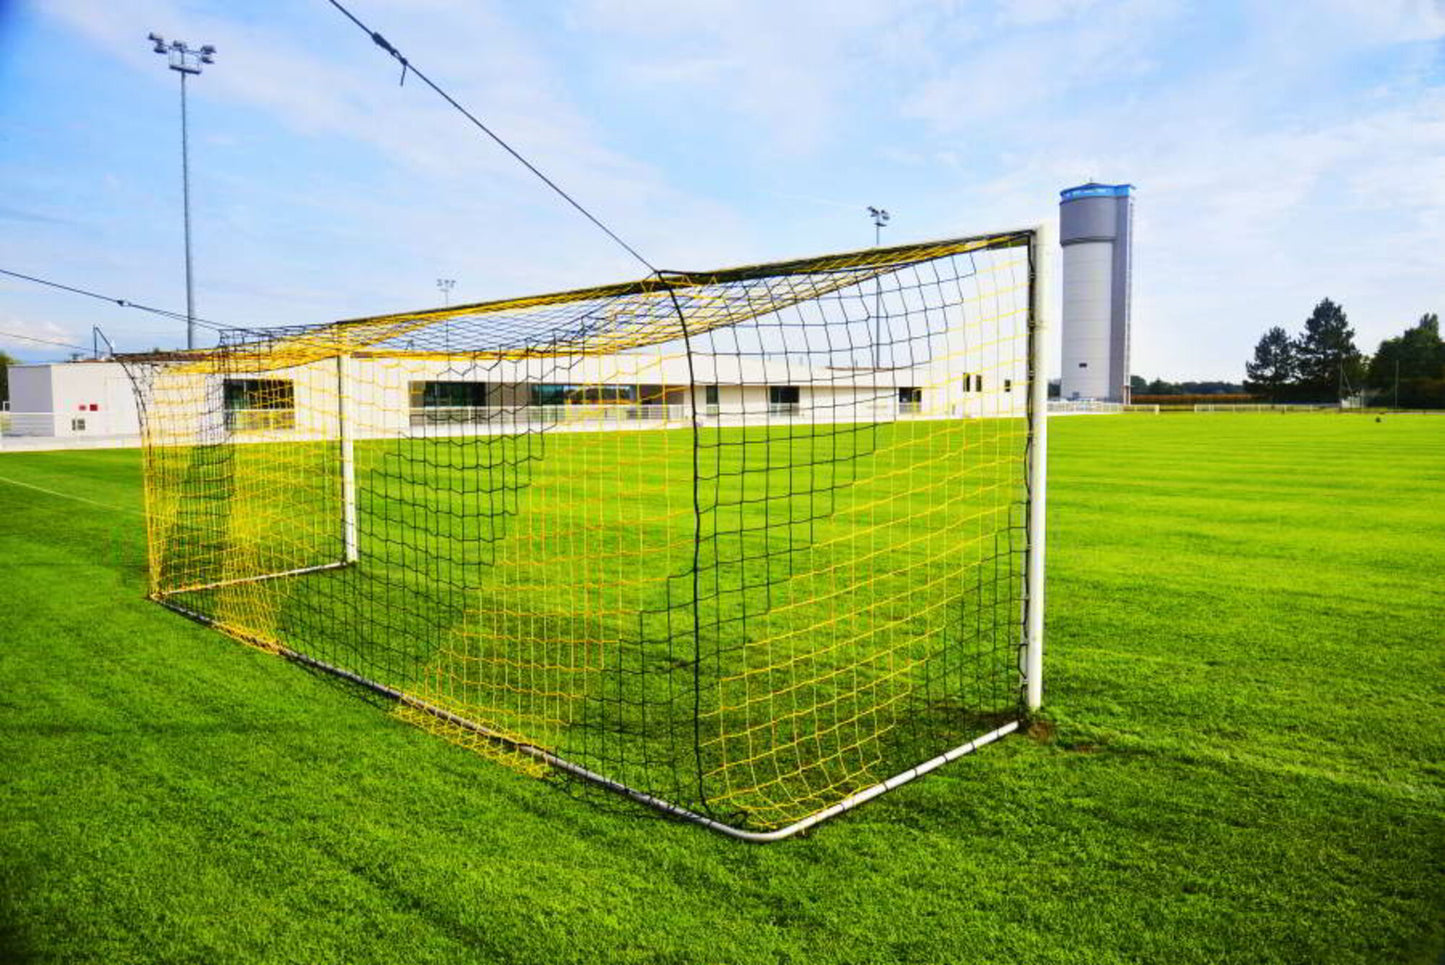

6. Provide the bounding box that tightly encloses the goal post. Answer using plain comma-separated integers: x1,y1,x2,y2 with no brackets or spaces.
1026,220,1053,712
336,351,359,565
123,225,1051,838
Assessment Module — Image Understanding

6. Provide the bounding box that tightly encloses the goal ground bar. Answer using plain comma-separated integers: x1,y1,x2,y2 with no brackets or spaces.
163,558,353,596
155,593,1023,842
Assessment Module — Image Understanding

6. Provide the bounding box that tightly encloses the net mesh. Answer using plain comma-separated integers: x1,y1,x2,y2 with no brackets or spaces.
123,229,1041,832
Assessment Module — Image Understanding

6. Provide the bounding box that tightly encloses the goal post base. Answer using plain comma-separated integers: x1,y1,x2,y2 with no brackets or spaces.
159,558,356,597
152,592,1022,842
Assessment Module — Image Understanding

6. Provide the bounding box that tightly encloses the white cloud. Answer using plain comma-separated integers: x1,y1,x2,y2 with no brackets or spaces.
12,0,1444,374
0,313,84,357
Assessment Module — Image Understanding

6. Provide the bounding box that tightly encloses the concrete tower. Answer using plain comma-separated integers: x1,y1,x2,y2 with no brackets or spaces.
1059,183,1133,402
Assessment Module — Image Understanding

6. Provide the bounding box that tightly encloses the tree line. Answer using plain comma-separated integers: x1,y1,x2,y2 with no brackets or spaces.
1129,376,1244,396
1245,299,1443,407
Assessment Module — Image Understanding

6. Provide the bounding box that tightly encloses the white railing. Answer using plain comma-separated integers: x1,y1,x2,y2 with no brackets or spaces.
225,408,296,431
1048,400,1124,414
1193,403,1336,413
1,411,57,436
898,401,922,415
768,402,801,417
411,404,690,427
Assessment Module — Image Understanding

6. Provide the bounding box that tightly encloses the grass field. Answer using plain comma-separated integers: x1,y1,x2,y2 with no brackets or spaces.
150,416,1031,831
1,413,1442,964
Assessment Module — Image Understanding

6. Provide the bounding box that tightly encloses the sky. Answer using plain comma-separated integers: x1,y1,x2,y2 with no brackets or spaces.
0,0,1441,379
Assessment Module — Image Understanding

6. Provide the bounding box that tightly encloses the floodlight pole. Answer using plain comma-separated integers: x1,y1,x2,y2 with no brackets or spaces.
437,278,456,307
149,34,216,350
867,206,890,368
180,70,195,350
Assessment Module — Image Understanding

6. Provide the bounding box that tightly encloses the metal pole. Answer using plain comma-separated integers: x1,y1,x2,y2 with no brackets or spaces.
337,353,359,563
180,69,196,350
1025,221,1054,712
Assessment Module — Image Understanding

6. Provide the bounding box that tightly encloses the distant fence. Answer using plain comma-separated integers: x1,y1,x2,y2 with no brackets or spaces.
1048,401,1160,415
1193,403,1339,413
1132,394,1261,406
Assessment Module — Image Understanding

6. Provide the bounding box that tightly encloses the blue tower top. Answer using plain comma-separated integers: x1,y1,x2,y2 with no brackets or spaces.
1060,183,1134,202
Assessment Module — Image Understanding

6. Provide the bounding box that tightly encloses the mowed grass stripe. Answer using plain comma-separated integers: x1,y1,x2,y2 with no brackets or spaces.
0,413,1441,964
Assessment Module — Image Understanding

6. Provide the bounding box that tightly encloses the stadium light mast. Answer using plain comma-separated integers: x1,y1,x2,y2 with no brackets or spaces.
867,206,890,367
867,206,890,248
148,33,216,350
437,278,456,307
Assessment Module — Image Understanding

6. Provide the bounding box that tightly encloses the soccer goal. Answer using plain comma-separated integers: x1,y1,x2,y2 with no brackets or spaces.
122,225,1052,840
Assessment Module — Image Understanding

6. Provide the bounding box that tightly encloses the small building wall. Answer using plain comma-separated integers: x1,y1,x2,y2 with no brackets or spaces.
5,362,140,437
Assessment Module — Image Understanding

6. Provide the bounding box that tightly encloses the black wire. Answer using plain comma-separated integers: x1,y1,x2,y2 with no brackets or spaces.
324,0,659,276
0,329,91,351
0,266,231,332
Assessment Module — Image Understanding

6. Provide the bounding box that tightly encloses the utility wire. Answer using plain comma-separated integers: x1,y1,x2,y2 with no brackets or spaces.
0,266,231,332
0,329,91,351
325,0,659,275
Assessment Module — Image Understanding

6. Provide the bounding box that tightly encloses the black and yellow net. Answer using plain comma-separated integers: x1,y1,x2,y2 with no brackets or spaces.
122,228,1047,838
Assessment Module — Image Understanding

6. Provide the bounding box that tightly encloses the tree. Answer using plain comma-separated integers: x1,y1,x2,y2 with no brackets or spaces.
1369,313,1443,384
0,350,16,408
1244,326,1297,400
1367,313,1445,408
1130,375,1148,394
1293,298,1364,401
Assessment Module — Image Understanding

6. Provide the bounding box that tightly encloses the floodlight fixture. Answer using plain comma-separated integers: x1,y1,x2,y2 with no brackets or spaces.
146,33,218,349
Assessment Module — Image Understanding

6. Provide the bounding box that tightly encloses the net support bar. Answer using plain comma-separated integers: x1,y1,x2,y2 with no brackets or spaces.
337,353,359,564
165,559,352,596
1025,221,1053,712
154,593,1021,842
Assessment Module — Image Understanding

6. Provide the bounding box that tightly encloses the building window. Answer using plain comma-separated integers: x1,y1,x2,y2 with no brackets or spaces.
974,374,983,392
71,417,86,432
410,381,493,425
1004,379,1013,393
898,386,922,414
223,378,295,431
705,384,719,406
529,384,635,406
1079,362,1088,368
411,381,489,409
769,385,800,415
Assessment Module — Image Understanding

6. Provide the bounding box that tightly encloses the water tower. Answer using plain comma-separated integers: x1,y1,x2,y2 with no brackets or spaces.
1059,183,1134,402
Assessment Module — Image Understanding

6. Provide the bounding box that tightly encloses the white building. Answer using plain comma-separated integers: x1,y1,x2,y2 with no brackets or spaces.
8,347,1029,445
1059,182,1134,402
4,361,140,438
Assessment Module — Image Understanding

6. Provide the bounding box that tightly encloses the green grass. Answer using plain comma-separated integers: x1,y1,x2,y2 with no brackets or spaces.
153,417,1031,829
1,413,1442,964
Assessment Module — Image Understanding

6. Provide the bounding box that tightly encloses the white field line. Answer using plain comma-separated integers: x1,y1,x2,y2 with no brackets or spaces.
0,474,143,516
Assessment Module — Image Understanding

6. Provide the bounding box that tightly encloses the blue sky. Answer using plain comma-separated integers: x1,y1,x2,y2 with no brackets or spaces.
0,0,1441,378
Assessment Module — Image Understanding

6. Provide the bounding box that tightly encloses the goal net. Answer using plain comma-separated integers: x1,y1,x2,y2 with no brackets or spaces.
123,227,1049,838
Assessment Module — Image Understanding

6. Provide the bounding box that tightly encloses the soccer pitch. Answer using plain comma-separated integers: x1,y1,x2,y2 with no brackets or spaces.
0,413,1441,963
153,416,1032,834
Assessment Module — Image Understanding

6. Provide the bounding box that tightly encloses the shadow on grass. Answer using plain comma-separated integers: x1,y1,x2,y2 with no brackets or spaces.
0,876,35,964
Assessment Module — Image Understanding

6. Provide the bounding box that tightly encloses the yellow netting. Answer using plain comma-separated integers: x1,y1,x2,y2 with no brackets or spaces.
125,229,1040,831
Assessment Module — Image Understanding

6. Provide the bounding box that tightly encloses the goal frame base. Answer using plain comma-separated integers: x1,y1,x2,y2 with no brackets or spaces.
154,591,1023,842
